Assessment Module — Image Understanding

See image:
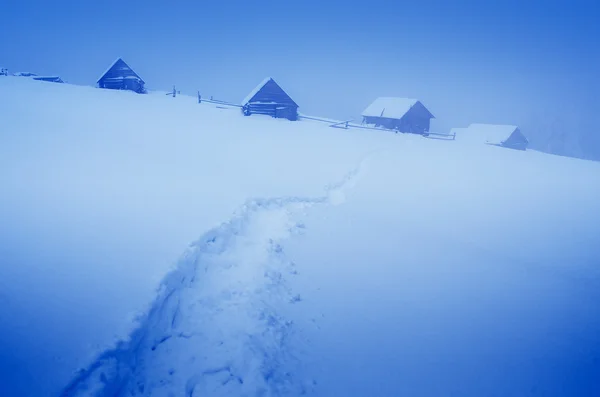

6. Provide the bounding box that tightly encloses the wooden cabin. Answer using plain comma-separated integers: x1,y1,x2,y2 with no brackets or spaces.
97,58,145,94
458,123,529,150
241,77,298,121
361,97,435,135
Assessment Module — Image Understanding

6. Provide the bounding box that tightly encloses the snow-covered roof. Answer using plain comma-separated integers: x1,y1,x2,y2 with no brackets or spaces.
362,97,427,120
241,77,273,105
457,124,520,144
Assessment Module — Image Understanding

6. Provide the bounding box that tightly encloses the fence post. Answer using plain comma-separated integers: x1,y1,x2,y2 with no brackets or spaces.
198,91,201,103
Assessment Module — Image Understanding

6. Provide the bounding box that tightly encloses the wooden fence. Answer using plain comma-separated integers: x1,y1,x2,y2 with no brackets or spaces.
298,114,456,140
194,95,455,140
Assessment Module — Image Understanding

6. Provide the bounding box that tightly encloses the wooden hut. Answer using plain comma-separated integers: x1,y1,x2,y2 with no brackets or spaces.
241,77,298,121
361,97,435,135
97,58,145,94
458,123,529,150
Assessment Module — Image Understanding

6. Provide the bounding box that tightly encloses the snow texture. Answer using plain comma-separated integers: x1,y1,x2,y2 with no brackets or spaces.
0,76,382,396
60,157,370,397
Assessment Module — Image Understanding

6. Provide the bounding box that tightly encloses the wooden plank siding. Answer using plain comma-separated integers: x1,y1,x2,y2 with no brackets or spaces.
97,58,146,94
362,99,434,135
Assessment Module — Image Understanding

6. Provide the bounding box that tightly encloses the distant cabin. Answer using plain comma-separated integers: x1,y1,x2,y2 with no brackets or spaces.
362,97,435,135
32,76,64,83
97,58,145,94
457,123,529,150
13,72,37,77
13,72,63,83
241,77,298,121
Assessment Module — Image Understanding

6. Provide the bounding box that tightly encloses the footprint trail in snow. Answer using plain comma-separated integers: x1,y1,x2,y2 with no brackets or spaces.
61,155,372,397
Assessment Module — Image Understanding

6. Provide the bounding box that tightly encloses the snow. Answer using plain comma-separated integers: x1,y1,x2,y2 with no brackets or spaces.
241,76,273,105
456,123,520,144
1,76,600,397
450,127,468,135
361,97,420,119
0,76,384,396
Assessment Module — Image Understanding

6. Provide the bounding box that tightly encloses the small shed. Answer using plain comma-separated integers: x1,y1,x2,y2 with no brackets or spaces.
361,97,435,135
459,123,529,150
32,76,64,83
241,77,298,121
97,58,145,94
13,72,37,77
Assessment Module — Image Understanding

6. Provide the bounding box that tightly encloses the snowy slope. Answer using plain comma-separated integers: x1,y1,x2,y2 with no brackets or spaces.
0,77,384,396
1,77,600,397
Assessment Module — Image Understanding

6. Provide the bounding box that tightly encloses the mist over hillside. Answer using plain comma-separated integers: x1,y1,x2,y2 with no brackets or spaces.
2,1,598,162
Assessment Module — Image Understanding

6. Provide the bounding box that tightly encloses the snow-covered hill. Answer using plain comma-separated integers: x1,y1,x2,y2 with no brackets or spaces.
1,77,599,396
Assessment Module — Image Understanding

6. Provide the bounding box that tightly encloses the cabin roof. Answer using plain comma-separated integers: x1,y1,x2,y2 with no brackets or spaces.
241,77,298,107
362,97,434,120
463,123,520,144
32,76,64,82
97,57,144,84
450,123,527,144
242,77,272,105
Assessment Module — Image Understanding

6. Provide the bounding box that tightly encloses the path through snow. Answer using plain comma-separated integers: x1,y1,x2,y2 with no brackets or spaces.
60,155,372,397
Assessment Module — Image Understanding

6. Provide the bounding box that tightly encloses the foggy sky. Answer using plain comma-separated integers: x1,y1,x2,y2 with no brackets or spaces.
1,0,598,158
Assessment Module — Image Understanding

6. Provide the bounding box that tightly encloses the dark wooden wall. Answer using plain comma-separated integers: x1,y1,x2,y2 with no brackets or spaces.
98,59,145,93
244,79,298,120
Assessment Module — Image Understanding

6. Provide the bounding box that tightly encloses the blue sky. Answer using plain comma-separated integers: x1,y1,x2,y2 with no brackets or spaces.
1,0,598,138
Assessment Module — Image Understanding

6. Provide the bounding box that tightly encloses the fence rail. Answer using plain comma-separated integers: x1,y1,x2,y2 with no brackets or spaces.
298,114,455,139
196,99,456,140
